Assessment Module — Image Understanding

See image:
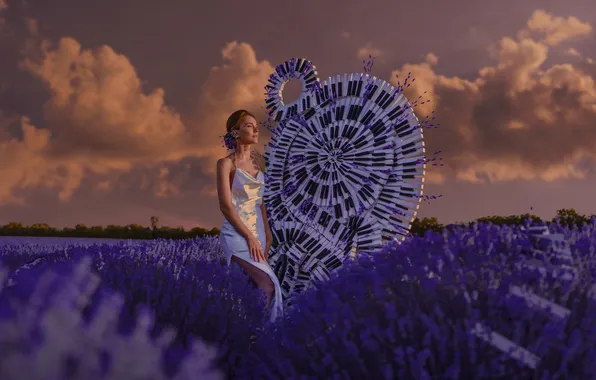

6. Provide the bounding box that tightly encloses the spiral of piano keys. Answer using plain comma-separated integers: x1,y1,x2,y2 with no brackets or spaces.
264,58,427,299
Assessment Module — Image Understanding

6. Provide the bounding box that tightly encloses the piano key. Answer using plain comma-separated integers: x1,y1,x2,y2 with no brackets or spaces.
263,59,429,297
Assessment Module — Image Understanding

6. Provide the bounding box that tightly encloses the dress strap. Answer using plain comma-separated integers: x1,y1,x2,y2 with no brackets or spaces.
231,152,237,170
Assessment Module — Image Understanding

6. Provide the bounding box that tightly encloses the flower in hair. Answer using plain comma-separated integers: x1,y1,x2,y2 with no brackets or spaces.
222,130,239,151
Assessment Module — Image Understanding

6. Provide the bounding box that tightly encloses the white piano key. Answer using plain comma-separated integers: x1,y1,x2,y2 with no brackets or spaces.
471,323,540,370
509,285,571,320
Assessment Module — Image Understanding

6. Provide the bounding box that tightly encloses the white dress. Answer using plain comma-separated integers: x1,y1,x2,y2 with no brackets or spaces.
219,167,283,321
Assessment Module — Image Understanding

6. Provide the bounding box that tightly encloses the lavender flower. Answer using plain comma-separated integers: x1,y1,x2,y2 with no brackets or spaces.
222,130,239,151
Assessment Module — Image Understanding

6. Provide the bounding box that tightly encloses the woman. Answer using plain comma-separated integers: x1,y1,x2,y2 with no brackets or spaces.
216,109,283,321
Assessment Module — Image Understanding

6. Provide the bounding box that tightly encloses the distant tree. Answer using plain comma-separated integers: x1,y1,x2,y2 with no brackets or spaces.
29,223,55,236
1,208,592,241
552,208,590,228
74,224,88,236
150,216,159,238
30,223,50,229
190,227,208,237
90,226,104,237
410,217,443,237
5,222,24,229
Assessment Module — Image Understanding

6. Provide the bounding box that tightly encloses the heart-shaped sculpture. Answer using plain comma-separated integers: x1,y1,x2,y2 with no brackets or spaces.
263,58,426,298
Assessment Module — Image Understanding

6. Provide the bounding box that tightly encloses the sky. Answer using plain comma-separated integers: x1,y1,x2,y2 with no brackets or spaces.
0,0,595,230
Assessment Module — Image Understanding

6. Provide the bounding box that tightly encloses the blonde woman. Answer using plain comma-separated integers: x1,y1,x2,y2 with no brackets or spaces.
216,110,283,321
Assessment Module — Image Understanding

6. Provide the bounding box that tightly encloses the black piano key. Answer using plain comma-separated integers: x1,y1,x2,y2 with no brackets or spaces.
304,108,316,120
374,90,387,105
333,203,343,219
356,80,363,96
370,119,385,136
360,110,375,125
387,106,404,120
367,84,379,99
306,180,319,196
303,71,315,82
335,105,345,121
297,59,306,73
380,95,394,110
394,119,410,132
347,105,363,121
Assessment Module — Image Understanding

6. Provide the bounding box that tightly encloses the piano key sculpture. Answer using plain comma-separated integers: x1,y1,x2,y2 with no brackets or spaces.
263,58,427,299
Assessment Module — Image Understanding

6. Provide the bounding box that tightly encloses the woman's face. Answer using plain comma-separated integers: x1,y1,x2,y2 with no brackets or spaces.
236,115,259,145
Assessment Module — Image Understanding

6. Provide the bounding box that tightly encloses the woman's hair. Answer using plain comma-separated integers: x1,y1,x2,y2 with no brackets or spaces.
226,109,256,133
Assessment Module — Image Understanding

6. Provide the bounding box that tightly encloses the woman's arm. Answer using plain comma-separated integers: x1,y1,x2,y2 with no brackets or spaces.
216,157,254,240
260,201,273,241
256,153,274,251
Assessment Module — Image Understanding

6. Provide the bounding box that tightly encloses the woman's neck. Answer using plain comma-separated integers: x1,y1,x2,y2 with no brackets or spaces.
235,144,252,161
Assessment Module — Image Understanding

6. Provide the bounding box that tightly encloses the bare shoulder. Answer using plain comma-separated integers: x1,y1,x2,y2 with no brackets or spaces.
217,155,234,171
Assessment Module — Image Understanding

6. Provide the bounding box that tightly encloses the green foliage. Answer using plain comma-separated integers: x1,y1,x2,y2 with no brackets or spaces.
409,216,442,236
553,208,594,228
0,221,219,240
1,209,593,240
409,208,593,237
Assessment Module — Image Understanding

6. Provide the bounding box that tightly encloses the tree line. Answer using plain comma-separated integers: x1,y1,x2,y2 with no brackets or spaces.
0,209,593,240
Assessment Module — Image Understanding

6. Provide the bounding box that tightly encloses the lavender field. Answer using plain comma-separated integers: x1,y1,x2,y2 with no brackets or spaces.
1,221,596,379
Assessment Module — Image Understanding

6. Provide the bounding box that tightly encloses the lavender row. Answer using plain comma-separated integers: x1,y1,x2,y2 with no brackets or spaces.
0,238,266,379
238,221,596,379
1,221,595,378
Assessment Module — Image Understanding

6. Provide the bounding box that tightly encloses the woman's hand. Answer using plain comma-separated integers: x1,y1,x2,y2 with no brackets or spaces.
246,234,267,263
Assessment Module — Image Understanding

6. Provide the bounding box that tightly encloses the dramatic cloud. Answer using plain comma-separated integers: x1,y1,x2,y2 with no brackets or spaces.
0,35,277,204
391,9,596,184
2,8,595,210
517,10,592,46
0,113,53,204
22,37,188,164
191,41,275,174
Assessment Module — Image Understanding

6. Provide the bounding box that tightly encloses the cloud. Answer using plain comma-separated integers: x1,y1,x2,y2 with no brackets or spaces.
0,35,277,204
517,10,592,46
390,10,596,184
425,53,439,66
191,41,275,174
21,37,188,164
565,48,582,58
357,44,382,61
0,114,53,204
3,8,595,209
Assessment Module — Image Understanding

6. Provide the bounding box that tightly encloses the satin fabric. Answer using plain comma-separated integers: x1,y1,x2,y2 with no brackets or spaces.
219,168,283,321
